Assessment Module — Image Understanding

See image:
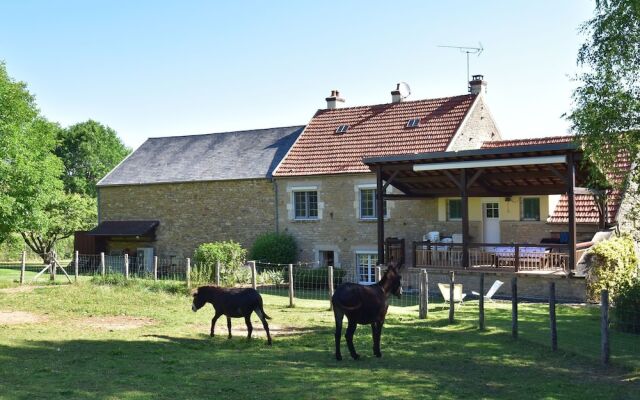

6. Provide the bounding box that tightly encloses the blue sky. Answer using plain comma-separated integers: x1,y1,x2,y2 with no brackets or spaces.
1,1,593,149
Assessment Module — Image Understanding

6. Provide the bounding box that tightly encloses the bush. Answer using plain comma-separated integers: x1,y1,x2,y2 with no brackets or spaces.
293,267,346,290
257,269,286,285
249,232,297,265
612,280,640,334
586,234,638,302
192,241,247,286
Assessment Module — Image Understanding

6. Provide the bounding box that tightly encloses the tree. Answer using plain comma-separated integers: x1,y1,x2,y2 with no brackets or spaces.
0,62,64,246
20,193,96,262
568,0,640,178
56,120,131,197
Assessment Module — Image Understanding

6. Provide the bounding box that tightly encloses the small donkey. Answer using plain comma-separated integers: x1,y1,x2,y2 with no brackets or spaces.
192,285,272,345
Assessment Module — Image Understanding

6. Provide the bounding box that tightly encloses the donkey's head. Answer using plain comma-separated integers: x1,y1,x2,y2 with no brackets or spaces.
191,287,207,312
382,263,402,298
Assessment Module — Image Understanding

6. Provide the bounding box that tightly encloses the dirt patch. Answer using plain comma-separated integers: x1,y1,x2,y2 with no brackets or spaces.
0,285,48,294
0,311,46,325
78,316,155,331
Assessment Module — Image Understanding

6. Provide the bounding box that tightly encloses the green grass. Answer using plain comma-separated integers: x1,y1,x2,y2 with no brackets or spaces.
0,280,638,399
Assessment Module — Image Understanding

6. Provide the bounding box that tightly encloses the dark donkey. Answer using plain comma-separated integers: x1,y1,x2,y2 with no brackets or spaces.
332,263,402,360
192,286,272,345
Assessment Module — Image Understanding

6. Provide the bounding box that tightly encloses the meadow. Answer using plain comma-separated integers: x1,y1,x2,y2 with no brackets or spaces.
0,273,638,399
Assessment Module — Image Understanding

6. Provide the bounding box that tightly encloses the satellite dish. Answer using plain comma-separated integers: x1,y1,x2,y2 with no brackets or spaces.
399,82,411,100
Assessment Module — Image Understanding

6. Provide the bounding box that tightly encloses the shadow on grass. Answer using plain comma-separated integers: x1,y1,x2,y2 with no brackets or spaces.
1,317,638,400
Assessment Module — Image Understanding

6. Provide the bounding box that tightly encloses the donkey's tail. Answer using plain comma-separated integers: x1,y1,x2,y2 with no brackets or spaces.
258,296,272,320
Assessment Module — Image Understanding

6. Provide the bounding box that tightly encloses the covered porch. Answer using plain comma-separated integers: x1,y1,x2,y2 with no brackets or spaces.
364,143,607,276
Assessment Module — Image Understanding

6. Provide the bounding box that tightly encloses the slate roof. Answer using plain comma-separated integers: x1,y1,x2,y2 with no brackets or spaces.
98,126,305,186
481,136,630,225
274,95,477,176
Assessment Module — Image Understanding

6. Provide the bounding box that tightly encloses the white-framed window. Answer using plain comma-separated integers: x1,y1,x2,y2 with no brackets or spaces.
447,199,462,221
356,252,378,285
359,188,388,220
485,202,499,218
294,190,318,220
521,197,540,221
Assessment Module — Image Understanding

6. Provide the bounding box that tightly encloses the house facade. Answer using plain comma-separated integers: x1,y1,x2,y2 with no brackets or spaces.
272,78,504,279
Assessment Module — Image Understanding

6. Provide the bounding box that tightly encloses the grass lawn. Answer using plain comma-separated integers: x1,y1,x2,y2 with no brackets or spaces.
0,280,638,400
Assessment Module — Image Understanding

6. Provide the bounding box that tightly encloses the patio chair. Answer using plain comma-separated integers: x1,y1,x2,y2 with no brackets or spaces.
438,283,466,309
472,279,504,302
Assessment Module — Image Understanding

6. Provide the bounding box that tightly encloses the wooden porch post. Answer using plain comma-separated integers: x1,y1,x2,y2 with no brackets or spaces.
376,165,385,264
461,170,470,269
567,152,576,272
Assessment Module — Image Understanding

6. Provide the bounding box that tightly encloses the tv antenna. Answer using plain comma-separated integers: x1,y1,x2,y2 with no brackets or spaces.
438,43,484,89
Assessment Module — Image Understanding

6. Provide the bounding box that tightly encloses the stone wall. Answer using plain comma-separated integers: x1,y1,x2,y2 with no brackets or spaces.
447,95,501,151
98,179,276,257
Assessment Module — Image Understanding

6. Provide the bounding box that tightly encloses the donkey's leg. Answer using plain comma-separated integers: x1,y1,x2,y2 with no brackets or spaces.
345,319,360,360
333,308,344,360
211,311,222,337
244,315,253,340
226,316,232,339
255,308,272,345
372,321,383,358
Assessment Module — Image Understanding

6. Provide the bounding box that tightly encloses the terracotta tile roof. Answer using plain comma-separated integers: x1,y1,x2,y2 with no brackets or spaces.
548,152,630,224
274,94,477,176
481,135,574,149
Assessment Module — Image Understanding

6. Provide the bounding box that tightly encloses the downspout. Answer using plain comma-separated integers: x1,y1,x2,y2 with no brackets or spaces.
273,178,279,233
97,188,101,223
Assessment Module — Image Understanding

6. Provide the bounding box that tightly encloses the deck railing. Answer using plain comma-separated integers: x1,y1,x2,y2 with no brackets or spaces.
413,241,593,273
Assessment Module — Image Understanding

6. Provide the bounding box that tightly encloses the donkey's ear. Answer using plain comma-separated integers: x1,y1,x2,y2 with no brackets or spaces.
191,288,198,297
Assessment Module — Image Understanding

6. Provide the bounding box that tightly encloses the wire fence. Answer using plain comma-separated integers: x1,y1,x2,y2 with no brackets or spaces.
1,251,638,368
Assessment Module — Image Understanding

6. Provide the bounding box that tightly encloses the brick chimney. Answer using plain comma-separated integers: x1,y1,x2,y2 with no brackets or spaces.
391,83,402,103
469,75,487,95
325,90,345,109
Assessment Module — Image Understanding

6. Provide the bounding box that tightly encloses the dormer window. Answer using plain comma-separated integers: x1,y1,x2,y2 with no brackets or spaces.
406,118,420,128
335,124,349,134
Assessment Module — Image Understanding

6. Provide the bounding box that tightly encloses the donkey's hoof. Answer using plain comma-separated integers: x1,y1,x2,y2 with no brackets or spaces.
336,354,343,361
351,353,360,360
374,352,382,358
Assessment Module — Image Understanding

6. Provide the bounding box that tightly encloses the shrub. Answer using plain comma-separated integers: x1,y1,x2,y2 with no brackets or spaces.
249,232,297,265
586,234,638,302
257,269,286,285
293,267,346,290
612,280,640,334
192,241,247,286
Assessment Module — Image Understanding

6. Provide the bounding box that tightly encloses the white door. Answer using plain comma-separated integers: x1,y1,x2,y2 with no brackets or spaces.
483,203,500,245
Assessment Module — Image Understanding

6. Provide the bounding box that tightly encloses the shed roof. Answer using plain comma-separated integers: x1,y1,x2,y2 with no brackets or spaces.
98,126,304,186
88,220,159,237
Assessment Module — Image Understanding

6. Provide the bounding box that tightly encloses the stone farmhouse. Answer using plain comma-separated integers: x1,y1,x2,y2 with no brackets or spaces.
89,76,629,295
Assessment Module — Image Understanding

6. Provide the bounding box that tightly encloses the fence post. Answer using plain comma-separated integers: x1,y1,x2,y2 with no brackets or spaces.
479,272,485,330
601,289,610,365
449,271,455,323
124,254,129,280
100,252,106,276
19,251,26,285
328,265,334,311
375,266,382,282
186,258,191,289
512,277,518,339
74,251,79,282
288,263,294,308
419,269,428,319
49,252,56,281
514,244,520,272
250,261,257,290
215,261,221,286
153,256,158,281
550,281,557,351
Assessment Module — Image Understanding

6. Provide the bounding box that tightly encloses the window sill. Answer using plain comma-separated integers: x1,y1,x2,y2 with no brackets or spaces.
359,217,390,222
292,218,320,222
